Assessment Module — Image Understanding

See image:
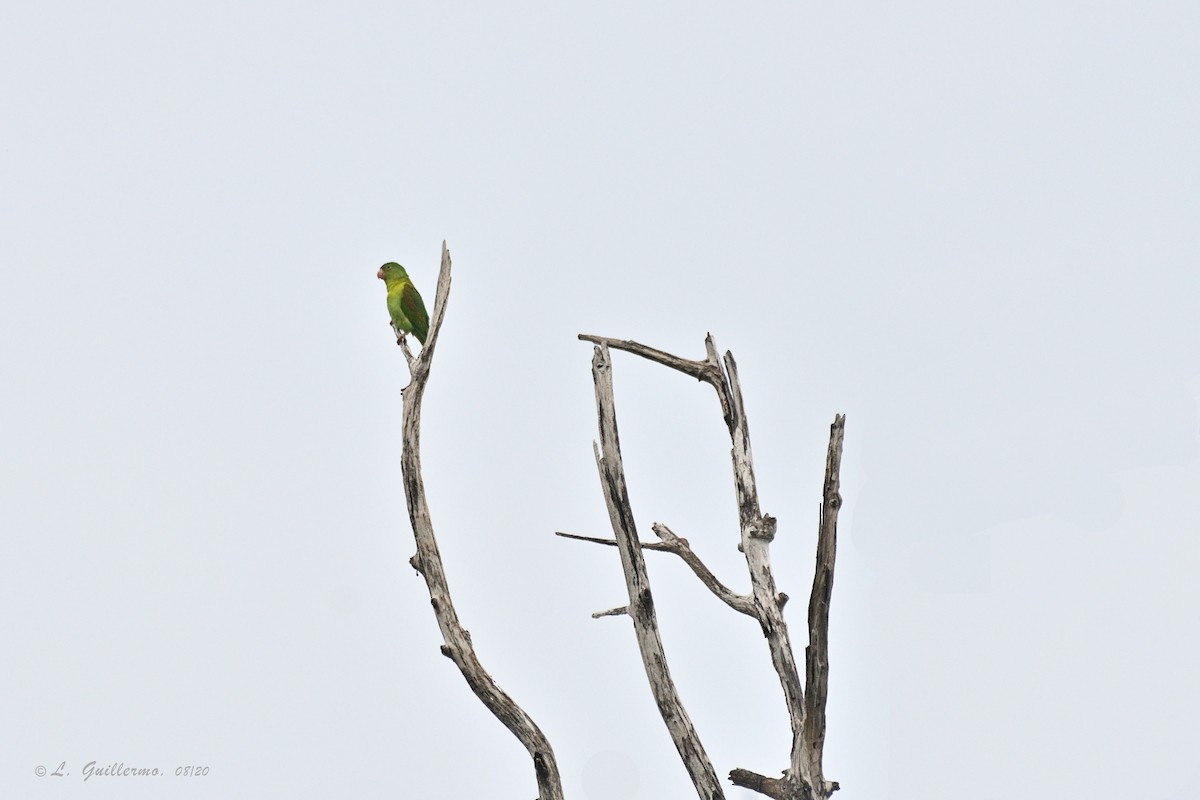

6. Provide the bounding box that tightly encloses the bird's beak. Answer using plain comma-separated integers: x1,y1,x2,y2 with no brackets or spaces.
376,268,384,280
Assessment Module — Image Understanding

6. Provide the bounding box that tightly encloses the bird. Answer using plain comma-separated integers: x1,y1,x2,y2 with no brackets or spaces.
377,262,429,345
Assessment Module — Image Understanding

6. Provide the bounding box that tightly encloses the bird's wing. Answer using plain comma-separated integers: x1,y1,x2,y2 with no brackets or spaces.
400,282,430,344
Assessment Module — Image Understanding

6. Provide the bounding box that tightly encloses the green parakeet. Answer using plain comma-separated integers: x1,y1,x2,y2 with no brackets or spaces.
377,262,429,345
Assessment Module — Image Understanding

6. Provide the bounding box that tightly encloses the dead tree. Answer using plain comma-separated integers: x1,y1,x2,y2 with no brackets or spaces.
393,243,563,800
389,243,846,800
559,336,845,800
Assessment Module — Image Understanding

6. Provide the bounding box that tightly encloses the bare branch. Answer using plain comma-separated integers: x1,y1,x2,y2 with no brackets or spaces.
722,351,762,529
404,241,452,383
649,524,756,617
585,333,842,799
396,331,417,372
591,605,630,619
712,344,808,788
578,333,741,426
557,528,756,617
555,530,673,552
398,242,562,800
589,345,726,800
578,333,720,384
802,415,845,783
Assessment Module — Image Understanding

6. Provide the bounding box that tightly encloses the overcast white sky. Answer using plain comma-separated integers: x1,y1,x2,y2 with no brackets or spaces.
2,3,1198,799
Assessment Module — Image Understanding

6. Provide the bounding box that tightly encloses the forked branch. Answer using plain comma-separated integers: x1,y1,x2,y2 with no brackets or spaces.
397,242,563,800
572,333,845,800
555,528,755,616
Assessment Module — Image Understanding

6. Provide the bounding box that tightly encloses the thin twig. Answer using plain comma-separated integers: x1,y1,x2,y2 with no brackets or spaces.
397,332,417,372
556,530,674,552
398,242,563,800
556,529,755,617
